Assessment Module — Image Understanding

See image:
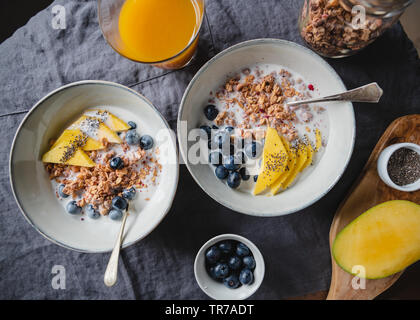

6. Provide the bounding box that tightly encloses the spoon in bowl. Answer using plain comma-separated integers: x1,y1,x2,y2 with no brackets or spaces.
104,207,129,287
286,82,383,108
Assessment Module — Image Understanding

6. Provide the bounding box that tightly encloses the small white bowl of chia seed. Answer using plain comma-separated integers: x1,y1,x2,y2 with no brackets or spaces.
377,142,420,192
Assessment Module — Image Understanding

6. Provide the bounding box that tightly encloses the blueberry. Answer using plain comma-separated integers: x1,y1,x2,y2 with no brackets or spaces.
236,151,246,164
140,135,154,150
239,167,250,181
209,151,222,166
253,175,258,182
86,204,100,219
212,125,219,130
218,241,233,254
225,126,235,133
243,256,256,270
213,131,230,149
223,155,240,171
204,104,219,121
228,256,242,270
244,141,263,159
199,125,212,138
214,263,230,279
215,165,228,180
58,184,69,198
227,171,241,189
125,130,140,145
239,268,254,285
208,266,221,282
112,196,128,211
66,201,81,215
206,246,221,264
223,274,241,289
236,242,250,257
127,121,137,129
109,157,124,170
122,187,136,200
109,208,123,220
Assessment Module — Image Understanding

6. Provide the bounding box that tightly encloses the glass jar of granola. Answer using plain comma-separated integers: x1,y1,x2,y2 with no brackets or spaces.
299,0,413,58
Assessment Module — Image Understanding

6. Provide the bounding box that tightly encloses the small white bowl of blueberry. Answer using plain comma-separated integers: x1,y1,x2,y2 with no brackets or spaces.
194,234,265,300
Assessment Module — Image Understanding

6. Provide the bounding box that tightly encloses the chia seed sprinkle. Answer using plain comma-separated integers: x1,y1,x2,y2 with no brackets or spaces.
387,147,420,186
59,134,88,163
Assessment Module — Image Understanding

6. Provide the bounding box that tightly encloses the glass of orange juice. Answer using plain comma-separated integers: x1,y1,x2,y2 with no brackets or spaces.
98,0,205,70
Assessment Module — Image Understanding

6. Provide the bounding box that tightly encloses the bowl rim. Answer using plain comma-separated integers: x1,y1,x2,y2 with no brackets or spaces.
194,233,265,300
9,80,180,253
177,38,356,217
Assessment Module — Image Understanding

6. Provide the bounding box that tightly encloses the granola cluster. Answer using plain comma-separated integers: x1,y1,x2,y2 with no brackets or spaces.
45,143,161,216
300,0,385,57
212,68,315,142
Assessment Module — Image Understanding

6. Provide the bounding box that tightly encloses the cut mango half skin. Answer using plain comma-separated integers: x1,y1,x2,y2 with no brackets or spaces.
253,127,289,195
332,200,420,279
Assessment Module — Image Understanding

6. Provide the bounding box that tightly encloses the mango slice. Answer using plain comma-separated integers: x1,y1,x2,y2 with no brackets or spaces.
332,200,420,279
315,128,322,151
269,137,296,194
71,115,121,144
253,127,289,195
271,141,308,194
52,129,105,151
42,141,95,167
86,109,130,132
300,136,314,171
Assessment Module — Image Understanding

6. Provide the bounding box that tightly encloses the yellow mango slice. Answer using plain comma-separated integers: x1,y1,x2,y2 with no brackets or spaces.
300,137,314,171
269,137,296,194
86,109,130,132
282,143,308,190
333,200,420,279
72,116,122,144
315,128,322,151
253,127,289,195
42,142,95,167
52,129,105,151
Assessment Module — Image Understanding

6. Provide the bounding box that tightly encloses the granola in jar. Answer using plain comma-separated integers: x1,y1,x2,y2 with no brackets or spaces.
299,0,410,58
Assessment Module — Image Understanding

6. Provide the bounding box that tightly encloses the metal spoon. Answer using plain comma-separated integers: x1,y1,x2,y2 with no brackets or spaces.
104,208,128,287
286,82,383,107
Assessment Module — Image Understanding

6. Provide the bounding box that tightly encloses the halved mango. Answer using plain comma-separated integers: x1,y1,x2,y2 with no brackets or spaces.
253,127,289,195
86,109,130,132
269,137,296,194
332,200,420,279
42,141,95,167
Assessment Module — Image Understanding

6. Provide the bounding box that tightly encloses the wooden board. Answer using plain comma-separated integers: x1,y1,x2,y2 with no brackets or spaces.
327,114,420,300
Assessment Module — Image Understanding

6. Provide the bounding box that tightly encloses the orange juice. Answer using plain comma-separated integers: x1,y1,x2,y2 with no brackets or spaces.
118,0,203,68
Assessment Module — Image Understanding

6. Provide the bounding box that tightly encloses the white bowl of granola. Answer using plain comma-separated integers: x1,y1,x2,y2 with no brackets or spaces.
10,80,179,252
178,39,355,216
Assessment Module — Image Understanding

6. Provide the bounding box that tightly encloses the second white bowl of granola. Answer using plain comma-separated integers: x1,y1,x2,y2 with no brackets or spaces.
10,81,179,252
178,39,355,216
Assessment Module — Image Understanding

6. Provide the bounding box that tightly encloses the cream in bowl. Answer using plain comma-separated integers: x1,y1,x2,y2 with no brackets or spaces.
9,80,179,253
